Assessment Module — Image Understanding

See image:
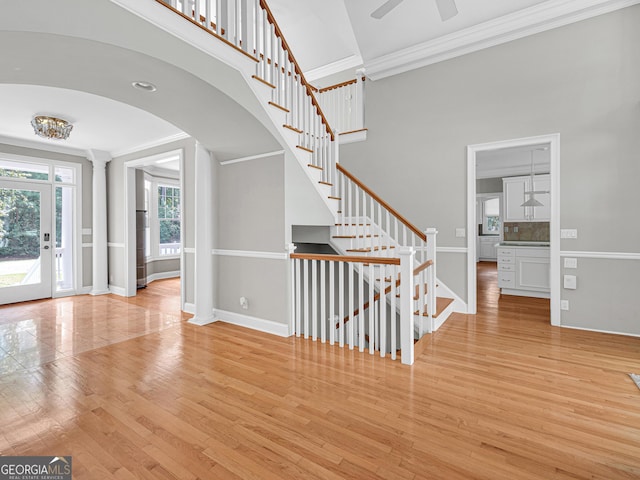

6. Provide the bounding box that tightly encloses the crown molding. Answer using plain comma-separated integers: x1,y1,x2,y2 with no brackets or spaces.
366,0,640,81
111,132,190,158
305,54,363,83
0,134,87,157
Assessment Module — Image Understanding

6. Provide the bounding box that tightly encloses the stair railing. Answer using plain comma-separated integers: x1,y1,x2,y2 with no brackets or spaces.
155,0,337,186
290,251,416,364
315,75,366,135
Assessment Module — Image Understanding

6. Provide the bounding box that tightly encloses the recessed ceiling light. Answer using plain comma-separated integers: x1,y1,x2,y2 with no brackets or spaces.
132,81,157,92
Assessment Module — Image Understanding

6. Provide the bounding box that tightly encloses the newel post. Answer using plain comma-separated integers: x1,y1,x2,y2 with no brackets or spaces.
355,68,366,131
425,228,438,330
399,247,415,365
286,243,297,336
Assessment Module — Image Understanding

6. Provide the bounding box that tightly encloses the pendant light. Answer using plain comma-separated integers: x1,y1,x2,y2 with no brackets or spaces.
521,148,548,207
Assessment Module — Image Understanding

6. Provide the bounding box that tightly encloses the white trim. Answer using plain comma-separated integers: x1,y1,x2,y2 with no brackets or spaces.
559,324,640,339
212,249,288,260
147,270,180,283
0,134,88,157
213,309,291,337
77,286,93,295
338,129,368,145
111,132,190,158
82,228,92,235
183,302,196,314
436,246,468,254
108,285,127,296
219,150,284,166
82,243,93,248
107,242,125,248
306,54,364,83
146,254,181,262
560,251,640,260
366,0,640,80
467,133,560,325
183,247,195,254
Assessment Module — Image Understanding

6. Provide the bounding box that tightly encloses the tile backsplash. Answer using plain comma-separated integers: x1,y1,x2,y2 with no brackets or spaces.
504,222,549,242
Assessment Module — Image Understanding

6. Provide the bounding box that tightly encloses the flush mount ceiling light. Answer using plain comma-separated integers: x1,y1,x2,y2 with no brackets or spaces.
31,116,73,140
132,81,157,92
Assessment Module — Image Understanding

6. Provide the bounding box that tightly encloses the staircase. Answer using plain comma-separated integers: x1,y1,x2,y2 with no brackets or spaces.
124,0,455,364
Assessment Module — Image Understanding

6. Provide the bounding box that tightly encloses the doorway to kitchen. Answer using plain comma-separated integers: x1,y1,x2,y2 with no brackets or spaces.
466,134,560,325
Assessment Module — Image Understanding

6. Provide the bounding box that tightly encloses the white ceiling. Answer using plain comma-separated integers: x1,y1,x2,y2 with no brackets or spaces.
476,144,550,180
0,84,183,157
269,0,638,82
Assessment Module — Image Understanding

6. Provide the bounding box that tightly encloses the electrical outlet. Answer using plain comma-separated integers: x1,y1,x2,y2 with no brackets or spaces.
455,228,466,238
561,300,569,310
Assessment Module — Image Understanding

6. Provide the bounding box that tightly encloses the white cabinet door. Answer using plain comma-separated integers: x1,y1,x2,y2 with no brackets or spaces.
503,177,528,222
531,176,551,221
479,239,497,260
516,256,550,291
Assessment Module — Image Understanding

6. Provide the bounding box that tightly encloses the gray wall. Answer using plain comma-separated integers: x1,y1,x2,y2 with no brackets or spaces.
0,143,93,289
341,6,640,332
216,155,288,324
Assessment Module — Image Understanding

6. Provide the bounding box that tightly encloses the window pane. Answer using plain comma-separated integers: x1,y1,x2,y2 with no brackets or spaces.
54,166,75,183
55,186,74,291
0,159,49,181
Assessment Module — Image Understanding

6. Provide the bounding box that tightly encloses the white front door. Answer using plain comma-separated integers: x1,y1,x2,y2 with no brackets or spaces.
0,180,53,304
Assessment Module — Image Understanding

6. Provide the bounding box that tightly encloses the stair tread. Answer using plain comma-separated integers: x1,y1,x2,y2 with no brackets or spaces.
268,101,290,113
414,297,454,318
319,181,333,186
252,75,275,89
307,164,323,171
284,124,303,134
332,234,380,239
296,145,314,153
345,245,395,253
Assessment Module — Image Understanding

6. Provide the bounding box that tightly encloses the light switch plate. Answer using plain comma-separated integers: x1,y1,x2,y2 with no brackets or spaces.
563,275,577,289
560,300,569,310
561,229,578,239
455,228,466,238
564,258,578,269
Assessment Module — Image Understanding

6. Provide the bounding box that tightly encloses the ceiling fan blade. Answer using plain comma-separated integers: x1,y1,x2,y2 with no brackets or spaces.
435,0,458,21
371,0,404,19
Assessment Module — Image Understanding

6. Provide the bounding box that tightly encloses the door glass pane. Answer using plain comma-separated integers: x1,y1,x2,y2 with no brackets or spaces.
55,186,74,291
0,187,41,287
0,160,49,181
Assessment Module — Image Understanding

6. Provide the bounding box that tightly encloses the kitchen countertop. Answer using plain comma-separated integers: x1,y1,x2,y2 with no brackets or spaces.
496,241,550,247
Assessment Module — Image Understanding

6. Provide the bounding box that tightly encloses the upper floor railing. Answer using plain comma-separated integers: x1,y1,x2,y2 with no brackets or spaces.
315,77,366,137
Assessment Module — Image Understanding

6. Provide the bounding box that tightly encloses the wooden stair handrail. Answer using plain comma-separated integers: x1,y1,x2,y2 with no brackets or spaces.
318,78,357,94
339,260,433,326
290,253,400,266
258,0,334,141
336,164,427,242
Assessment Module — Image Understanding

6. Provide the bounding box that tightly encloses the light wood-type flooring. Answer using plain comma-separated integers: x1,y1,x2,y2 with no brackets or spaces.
1,272,639,479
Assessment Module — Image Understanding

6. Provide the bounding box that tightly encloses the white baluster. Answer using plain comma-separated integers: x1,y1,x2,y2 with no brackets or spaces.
311,259,317,341
380,264,387,358
368,263,375,354
348,263,355,349
338,261,344,348
358,263,365,352
303,259,309,338
295,257,301,336
329,260,334,345
426,227,438,332
320,260,326,343
399,247,415,365
390,264,397,360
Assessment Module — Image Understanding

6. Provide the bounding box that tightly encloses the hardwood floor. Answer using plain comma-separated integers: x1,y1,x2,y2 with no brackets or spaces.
1,275,640,479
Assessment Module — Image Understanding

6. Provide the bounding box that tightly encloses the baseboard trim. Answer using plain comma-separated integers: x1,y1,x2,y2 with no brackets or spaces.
183,302,195,314
107,285,127,297
214,309,291,337
559,324,640,339
147,271,180,284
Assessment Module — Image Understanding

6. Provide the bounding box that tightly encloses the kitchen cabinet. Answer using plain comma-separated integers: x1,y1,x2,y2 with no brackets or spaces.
503,175,550,222
478,237,498,260
497,245,550,298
